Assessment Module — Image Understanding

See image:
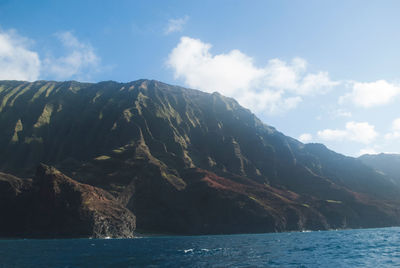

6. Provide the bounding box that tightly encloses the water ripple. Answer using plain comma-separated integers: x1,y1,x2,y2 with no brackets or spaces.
1,227,400,267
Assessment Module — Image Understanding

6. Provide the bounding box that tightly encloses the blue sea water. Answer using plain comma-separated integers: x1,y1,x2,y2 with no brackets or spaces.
1,227,400,267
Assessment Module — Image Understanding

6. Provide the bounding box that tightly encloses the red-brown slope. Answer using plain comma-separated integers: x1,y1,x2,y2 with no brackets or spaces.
130,167,400,234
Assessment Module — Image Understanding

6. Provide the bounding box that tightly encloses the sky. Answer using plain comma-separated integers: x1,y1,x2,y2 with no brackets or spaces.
1,0,400,157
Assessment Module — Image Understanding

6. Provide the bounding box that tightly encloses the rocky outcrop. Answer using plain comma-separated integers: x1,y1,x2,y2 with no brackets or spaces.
0,164,135,238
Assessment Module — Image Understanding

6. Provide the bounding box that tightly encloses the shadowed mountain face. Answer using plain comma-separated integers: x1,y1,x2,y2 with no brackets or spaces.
359,154,400,186
1,79,400,235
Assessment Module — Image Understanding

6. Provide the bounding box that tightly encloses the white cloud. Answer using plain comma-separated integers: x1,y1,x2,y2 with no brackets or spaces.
43,31,100,80
299,133,313,143
297,72,339,95
164,16,189,35
385,132,400,140
261,58,339,95
384,118,400,140
392,118,400,131
167,36,338,114
0,29,40,81
0,28,101,81
317,121,378,144
317,129,347,141
346,122,378,143
339,80,400,108
262,58,304,90
358,148,379,156
168,37,263,96
238,90,302,113
331,109,352,118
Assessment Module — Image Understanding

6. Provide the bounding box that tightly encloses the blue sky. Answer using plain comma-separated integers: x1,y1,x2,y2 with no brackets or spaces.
1,0,400,156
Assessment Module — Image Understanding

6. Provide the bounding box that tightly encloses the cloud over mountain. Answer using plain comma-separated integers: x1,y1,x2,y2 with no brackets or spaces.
0,28,100,82
167,36,338,114
339,80,400,108
0,29,40,81
43,31,100,80
385,118,400,140
317,121,378,144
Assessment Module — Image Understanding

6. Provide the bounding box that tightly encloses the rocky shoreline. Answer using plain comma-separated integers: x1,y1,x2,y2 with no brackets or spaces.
0,164,135,238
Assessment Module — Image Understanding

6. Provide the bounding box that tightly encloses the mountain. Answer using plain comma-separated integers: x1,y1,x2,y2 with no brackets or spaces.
1,79,400,236
359,153,400,186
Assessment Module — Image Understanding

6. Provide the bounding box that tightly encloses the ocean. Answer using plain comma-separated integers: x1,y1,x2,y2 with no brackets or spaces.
1,227,399,267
